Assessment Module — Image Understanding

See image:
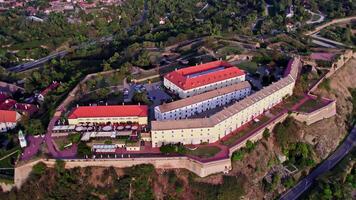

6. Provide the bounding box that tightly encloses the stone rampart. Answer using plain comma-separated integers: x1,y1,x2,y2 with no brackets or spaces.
292,100,336,125
309,50,354,93
13,156,231,189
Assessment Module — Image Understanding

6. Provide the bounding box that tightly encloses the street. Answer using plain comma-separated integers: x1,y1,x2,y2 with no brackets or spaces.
280,126,356,200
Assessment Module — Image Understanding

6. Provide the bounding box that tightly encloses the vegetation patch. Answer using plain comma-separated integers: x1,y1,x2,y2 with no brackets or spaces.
297,97,326,113
185,146,221,159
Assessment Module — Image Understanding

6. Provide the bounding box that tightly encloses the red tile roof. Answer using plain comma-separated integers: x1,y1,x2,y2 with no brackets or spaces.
0,110,18,123
68,105,148,119
40,81,60,96
14,103,39,116
0,93,10,104
0,99,16,110
164,61,245,90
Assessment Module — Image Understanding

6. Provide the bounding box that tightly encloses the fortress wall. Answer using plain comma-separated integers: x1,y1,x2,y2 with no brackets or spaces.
292,100,336,125
13,156,231,190
309,50,354,94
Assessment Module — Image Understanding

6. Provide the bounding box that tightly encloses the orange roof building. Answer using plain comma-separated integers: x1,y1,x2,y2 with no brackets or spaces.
68,105,148,125
164,61,245,98
0,110,21,133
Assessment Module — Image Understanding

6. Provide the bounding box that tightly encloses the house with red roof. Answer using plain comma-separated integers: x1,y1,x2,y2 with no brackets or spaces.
0,99,16,110
164,61,245,98
14,103,39,116
68,105,148,125
0,92,10,104
0,110,21,133
37,81,60,102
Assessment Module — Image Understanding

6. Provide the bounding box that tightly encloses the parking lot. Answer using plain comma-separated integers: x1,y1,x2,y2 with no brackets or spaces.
123,81,173,119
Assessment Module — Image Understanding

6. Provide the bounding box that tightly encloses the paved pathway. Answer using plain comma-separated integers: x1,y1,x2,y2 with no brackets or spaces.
20,135,44,160
280,126,356,200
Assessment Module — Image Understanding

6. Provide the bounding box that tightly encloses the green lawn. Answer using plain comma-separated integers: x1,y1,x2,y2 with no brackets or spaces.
236,61,258,73
297,98,325,113
185,146,221,158
222,115,270,146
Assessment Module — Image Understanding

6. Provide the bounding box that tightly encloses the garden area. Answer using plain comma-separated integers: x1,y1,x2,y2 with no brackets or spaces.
184,146,221,159
296,97,328,113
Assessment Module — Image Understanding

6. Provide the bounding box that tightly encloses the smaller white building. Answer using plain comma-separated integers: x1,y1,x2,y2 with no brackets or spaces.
18,130,27,148
0,110,21,133
155,81,251,120
164,61,246,98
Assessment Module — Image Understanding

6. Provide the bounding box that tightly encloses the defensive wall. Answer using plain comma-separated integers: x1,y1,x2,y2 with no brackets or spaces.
291,50,355,125
13,156,231,190
292,100,336,125
307,50,354,93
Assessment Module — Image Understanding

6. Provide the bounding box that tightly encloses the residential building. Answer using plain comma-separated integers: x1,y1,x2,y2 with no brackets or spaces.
0,110,21,133
164,61,245,98
155,81,251,120
151,58,301,147
68,105,148,125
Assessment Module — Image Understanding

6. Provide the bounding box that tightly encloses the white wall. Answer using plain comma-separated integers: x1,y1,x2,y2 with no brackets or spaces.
155,87,251,120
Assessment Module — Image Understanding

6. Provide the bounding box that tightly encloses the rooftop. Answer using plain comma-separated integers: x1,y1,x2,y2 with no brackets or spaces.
157,81,251,113
164,61,245,90
0,110,19,123
68,105,148,119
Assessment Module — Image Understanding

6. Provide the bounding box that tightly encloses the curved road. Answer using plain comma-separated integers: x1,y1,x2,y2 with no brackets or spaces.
280,126,356,200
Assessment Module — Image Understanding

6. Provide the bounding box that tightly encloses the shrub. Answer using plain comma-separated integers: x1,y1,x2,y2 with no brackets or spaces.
246,140,256,153
32,162,47,176
159,143,186,154
68,133,81,143
263,128,270,139
231,149,245,161
77,142,92,158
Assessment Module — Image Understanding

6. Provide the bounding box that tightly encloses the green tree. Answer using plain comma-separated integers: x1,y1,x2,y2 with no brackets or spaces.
263,128,270,139
32,162,47,176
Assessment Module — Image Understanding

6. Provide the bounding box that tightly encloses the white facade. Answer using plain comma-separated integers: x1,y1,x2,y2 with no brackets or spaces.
155,83,251,120
164,75,245,98
0,122,17,133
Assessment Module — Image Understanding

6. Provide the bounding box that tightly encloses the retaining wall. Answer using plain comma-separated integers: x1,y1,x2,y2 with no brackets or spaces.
14,156,231,189
292,100,336,125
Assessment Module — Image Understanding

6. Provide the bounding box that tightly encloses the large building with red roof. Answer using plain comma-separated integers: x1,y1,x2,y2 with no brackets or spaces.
0,110,21,133
164,61,245,98
68,105,148,125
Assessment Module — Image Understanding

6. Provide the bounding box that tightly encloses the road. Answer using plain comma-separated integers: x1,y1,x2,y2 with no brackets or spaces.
7,50,68,73
7,0,149,73
280,126,356,200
